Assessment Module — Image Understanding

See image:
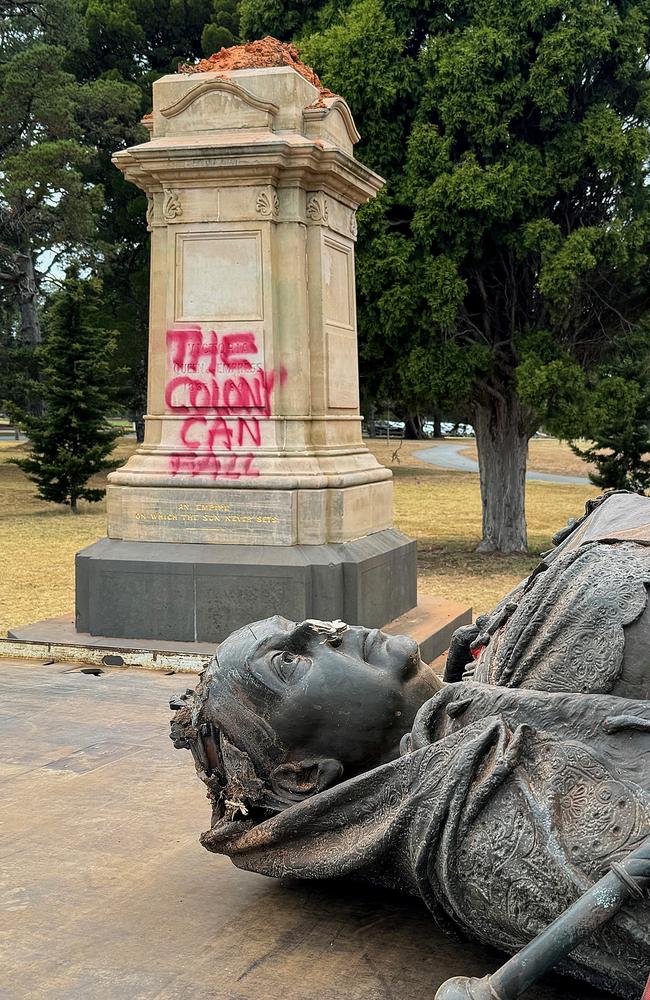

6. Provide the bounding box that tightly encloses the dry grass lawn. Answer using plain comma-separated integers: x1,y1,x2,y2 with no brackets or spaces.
368,439,599,614
457,437,596,478
0,436,599,636
0,438,137,636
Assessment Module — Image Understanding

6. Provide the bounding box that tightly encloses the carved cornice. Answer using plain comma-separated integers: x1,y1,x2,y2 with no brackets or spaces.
303,97,361,145
112,143,385,208
160,79,279,120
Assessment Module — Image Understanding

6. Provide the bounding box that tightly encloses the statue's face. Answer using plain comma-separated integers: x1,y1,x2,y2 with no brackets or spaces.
200,616,441,778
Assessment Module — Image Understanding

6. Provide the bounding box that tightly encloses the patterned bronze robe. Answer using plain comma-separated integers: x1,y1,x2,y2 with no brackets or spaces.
455,492,650,700
202,684,650,998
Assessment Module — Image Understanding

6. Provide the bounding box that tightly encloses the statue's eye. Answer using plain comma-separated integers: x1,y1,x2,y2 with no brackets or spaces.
272,650,308,683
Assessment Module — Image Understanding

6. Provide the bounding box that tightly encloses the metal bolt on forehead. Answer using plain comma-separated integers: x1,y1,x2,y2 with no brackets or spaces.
303,619,350,641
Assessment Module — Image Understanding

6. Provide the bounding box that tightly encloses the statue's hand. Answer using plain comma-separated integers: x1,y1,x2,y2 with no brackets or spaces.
444,624,481,682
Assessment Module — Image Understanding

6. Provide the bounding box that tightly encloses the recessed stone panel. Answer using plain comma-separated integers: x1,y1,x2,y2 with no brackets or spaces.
108,486,297,545
322,236,358,409
327,329,359,409
323,237,353,328
175,231,263,321
161,84,273,135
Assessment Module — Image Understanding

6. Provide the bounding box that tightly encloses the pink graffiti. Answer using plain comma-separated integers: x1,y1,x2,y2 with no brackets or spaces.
169,452,259,479
164,369,278,417
167,327,258,374
166,328,285,481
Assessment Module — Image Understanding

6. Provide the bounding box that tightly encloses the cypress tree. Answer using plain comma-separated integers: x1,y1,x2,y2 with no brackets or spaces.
241,0,650,552
6,276,125,512
571,359,650,493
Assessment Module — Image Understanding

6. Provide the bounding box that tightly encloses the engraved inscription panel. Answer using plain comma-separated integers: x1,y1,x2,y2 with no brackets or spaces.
176,231,263,321
112,487,297,546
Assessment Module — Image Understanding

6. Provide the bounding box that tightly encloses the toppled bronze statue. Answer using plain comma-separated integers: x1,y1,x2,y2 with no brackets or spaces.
171,492,650,999
445,490,650,700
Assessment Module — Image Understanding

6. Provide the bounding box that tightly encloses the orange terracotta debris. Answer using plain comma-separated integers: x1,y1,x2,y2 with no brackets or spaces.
178,36,336,99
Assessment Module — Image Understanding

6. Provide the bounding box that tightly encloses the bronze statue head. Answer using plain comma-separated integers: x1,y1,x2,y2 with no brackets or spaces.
171,616,441,827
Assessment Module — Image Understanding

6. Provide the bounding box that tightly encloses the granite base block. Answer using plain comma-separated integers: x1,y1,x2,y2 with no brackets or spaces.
75,529,418,643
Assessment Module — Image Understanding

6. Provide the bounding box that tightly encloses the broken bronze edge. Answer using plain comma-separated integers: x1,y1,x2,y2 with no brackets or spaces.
170,697,267,843
169,701,223,782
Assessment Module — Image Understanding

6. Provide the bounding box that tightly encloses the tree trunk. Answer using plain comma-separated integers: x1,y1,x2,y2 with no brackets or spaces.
15,251,41,345
433,412,442,438
404,414,424,439
474,394,530,553
366,404,376,438
15,250,44,416
134,413,145,443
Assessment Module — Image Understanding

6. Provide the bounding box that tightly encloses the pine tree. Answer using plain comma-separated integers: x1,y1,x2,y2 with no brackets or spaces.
6,276,125,512
571,360,650,493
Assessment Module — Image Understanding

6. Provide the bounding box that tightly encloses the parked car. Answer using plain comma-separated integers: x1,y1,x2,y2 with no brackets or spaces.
422,421,475,438
373,419,405,437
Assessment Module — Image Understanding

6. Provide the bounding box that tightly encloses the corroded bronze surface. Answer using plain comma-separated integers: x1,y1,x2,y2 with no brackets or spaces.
173,492,650,998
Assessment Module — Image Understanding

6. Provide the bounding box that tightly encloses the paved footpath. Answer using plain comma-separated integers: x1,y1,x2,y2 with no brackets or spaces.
416,441,591,485
0,659,606,1000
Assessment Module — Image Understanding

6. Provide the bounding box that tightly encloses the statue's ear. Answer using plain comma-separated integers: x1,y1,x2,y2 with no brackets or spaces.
270,757,343,802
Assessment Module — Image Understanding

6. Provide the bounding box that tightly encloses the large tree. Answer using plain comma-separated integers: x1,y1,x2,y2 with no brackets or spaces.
571,352,650,493
62,0,243,436
0,1,243,429
0,1,141,341
242,0,650,552
0,0,142,426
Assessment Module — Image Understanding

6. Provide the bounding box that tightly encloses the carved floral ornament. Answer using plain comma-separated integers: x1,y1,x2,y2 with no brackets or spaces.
349,210,358,238
306,193,329,224
255,190,279,219
146,194,154,231
162,188,183,222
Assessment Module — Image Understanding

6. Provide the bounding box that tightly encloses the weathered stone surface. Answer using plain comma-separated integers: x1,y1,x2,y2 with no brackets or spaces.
76,529,418,641
72,56,432,642
106,479,393,546
108,63,390,545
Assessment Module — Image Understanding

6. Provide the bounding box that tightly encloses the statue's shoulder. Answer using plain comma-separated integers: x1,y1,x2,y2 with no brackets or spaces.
550,490,650,557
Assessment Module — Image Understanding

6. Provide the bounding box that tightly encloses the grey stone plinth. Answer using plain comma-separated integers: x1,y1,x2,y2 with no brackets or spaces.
3,596,471,671
75,529,417,642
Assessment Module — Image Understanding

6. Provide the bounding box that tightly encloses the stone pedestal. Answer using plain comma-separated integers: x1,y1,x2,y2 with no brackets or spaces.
76,61,419,642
